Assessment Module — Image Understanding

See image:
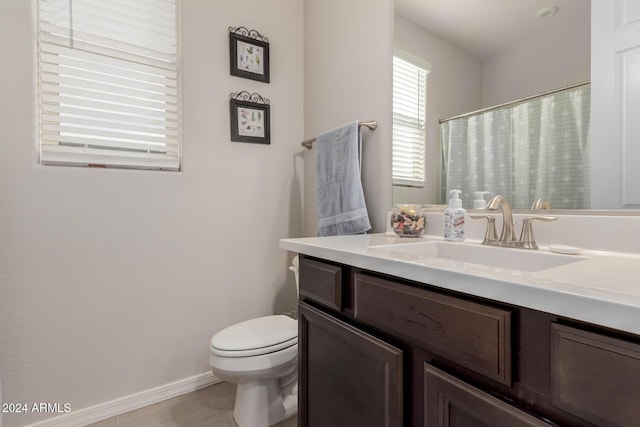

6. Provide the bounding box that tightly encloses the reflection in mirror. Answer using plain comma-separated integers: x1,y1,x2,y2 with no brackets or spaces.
393,0,591,209
441,83,590,210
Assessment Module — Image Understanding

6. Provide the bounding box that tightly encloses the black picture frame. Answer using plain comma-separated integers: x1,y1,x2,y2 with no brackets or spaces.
229,92,270,145
229,27,270,83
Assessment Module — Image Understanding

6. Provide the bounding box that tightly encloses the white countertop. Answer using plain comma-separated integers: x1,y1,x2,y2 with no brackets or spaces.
280,233,640,336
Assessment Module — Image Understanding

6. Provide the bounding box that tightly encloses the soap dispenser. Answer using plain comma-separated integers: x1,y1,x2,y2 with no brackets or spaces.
473,191,490,209
444,189,466,241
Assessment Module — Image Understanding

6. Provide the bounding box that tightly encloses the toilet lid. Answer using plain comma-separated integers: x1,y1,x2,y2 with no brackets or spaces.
210,315,297,357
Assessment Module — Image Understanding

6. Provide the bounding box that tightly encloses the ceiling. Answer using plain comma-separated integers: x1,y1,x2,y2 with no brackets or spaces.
394,0,591,59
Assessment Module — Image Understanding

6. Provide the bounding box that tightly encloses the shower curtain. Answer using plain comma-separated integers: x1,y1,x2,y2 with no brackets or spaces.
441,85,591,209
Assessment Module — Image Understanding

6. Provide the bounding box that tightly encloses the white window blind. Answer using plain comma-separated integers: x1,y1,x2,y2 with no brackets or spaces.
393,55,428,187
37,0,180,170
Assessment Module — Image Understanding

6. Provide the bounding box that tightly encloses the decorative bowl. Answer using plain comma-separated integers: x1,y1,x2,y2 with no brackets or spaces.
390,205,427,237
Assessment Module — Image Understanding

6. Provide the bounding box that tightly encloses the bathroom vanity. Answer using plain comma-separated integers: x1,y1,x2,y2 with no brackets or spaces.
281,231,640,427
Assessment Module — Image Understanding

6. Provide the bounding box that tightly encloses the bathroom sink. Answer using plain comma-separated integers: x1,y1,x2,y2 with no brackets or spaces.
371,240,587,272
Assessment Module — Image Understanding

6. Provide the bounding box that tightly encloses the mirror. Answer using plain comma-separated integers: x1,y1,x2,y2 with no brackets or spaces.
393,0,593,209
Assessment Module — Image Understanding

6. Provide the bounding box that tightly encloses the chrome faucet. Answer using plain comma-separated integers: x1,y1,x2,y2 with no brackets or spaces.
485,195,517,244
531,197,551,210
472,195,557,249
519,216,558,249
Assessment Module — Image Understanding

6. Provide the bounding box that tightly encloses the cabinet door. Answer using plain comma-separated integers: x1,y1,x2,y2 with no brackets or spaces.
425,365,551,427
298,302,403,427
551,323,640,427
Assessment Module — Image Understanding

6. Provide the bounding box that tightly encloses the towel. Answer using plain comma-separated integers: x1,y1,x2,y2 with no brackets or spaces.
316,121,371,236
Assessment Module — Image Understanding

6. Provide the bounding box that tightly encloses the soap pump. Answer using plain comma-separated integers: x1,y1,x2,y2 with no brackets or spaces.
473,191,490,209
444,189,466,241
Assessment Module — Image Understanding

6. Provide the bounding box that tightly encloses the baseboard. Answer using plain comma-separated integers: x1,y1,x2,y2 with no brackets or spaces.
25,372,221,427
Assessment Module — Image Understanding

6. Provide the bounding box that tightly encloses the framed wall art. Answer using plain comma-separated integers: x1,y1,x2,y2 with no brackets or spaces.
229,91,270,145
229,27,270,83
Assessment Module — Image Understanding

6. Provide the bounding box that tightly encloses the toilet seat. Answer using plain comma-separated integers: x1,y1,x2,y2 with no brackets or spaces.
211,315,297,358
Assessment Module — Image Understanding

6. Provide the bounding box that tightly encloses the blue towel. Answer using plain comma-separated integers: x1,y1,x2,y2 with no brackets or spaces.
316,121,371,236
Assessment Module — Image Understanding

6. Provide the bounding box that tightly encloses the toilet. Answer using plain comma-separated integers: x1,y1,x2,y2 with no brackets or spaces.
209,256,299,427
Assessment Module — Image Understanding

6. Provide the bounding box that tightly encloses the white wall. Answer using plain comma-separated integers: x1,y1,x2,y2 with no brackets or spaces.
0,1,303,425
393,14,483,205
482,6,590,107
302,0,394,236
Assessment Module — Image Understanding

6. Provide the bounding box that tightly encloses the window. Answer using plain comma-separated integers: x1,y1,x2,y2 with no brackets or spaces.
37,0,180,170
392,54,429,187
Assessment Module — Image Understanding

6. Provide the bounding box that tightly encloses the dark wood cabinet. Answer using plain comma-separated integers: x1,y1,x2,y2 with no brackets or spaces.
298,302,403,427
298,255,633,427
424,365,550,427
298,257,343,311
354,273,512,386
550,323,640,427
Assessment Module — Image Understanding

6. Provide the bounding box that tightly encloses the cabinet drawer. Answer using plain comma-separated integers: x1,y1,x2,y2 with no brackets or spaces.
299,257,342,311
354,273,511,385
550,323,640,427
425,364,550,427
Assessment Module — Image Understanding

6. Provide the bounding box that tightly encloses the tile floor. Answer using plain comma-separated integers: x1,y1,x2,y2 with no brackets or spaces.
86,381,297,427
